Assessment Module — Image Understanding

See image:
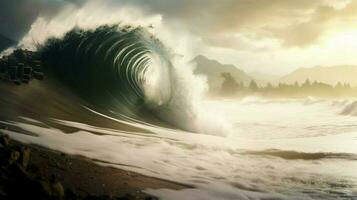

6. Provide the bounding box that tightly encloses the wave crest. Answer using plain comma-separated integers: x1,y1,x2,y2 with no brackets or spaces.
37,25,230,136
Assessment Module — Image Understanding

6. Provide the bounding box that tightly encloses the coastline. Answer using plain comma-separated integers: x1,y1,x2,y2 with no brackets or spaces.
0,134,188,199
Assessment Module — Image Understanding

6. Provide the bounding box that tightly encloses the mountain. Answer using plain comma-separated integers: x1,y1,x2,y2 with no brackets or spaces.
0,34,15,53
192,55,252,92
279,65,357,87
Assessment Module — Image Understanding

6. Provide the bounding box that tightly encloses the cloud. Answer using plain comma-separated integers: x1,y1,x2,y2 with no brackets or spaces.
0,0,80,40
2,0,357,50
117,0,356,49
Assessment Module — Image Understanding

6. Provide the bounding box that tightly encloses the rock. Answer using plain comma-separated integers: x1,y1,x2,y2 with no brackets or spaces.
50,175,64,200
26,163,43,179
33,71,44,80
0,134,10,147
51,182,64,200
23,66,32,75
8,66,18,81
5,163,50,200
8,162,28,179
40,180,53,198
0,48,44,84
33,60,41,65
20,146,31,169
8,150,20,164
16,63,25,67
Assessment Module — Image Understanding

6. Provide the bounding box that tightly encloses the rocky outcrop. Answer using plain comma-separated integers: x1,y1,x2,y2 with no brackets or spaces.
0,49,44,85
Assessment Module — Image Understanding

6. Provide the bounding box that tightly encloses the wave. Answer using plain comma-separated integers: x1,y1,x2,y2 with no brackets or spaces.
339,100,357,116
1,1,230,136
40,25,172,118
24,24,230,136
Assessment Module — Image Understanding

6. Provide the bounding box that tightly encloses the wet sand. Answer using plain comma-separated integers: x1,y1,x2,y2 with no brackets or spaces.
24,141,188,198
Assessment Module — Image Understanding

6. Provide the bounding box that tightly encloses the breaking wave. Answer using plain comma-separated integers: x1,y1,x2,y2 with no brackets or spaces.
32,25,230,136
340,100,357,116
41,25,172,117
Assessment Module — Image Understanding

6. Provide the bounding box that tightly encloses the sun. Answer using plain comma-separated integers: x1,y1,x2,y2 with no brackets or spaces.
323,29,357,49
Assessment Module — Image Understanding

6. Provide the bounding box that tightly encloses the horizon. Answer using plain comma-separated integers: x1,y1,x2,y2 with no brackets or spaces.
195,54,357,77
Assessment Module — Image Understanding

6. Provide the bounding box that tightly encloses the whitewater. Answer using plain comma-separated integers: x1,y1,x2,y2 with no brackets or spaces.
2,98,357,199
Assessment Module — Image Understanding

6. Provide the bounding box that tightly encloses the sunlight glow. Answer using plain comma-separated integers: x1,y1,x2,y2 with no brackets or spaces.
323,30,357,49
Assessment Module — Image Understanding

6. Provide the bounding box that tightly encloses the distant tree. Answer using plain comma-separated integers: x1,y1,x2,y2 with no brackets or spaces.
302,79,311,88
312,81,319,87
277,82,284,89
344,83,351,89
266,82,273,90
294,81,299,88
335,82,343,90
249,80,258,91
221,72,239,95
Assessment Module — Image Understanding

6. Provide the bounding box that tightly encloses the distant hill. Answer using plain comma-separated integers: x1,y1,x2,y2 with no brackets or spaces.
192,55,252,92
279,65,357,87
0,34,15,53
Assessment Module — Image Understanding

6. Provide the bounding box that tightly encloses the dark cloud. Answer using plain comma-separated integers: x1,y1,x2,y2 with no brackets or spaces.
0,0,82,41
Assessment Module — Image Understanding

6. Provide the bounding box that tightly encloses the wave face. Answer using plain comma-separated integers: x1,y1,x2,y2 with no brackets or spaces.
340,100,357,116
40,25,175,125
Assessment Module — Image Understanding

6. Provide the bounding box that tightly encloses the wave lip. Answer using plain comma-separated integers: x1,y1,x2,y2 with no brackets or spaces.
40,25,174,124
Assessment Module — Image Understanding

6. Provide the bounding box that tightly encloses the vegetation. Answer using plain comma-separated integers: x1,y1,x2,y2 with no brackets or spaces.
220,72,357,98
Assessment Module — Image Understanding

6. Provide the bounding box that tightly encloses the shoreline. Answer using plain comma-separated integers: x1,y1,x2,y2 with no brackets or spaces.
0,132,189,199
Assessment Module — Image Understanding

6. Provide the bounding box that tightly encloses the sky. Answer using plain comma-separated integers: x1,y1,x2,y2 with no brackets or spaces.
1,0,357,75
